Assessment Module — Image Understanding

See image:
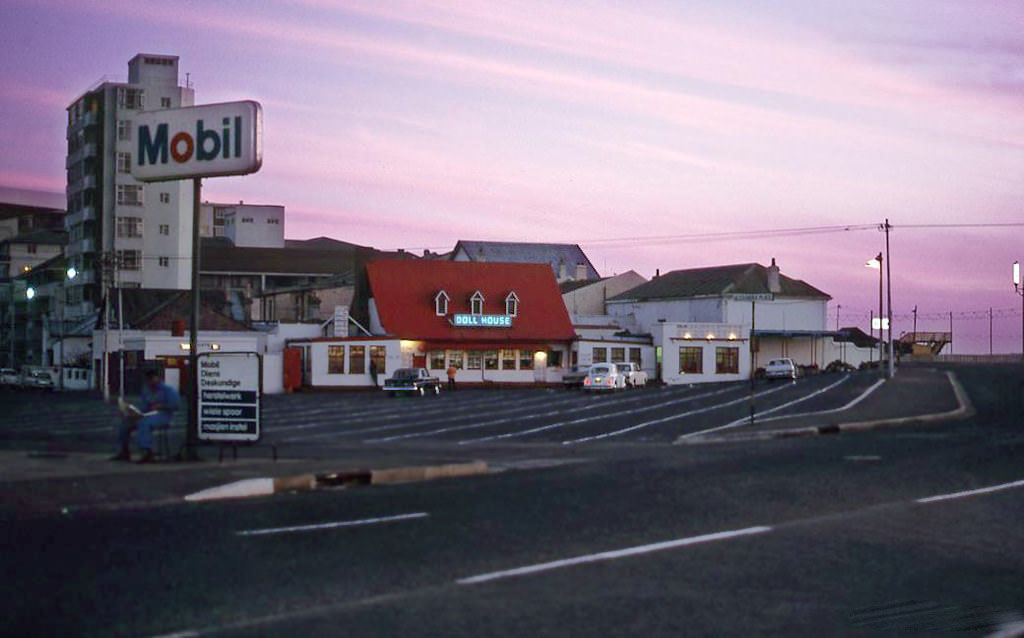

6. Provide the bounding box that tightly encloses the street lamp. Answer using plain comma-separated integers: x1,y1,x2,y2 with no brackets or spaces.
26,286,36,300
866,254,883,371
1014,261,1023,359
58,267,78,390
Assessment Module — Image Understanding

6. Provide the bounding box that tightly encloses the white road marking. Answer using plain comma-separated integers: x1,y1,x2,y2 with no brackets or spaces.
457,526,772,585
236,512,429,537
366,384,719,444
916,479,1024,504
675,374,851,442
715,376,884,429
458,385,742,444
564,382,793,445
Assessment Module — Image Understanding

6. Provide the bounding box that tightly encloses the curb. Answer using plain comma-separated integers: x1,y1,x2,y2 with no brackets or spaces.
683,371,975,445
184,460,489,502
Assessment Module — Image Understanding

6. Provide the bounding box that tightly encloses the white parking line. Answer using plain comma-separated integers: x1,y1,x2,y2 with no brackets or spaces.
714,376,884,429
676,374,852,441
564,382,794,445
916,479,1024,504
457,526,772,585
236,512,429,536
459,385,742,444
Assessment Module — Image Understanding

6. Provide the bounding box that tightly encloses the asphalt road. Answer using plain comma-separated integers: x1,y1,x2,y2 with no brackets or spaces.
2,363,1023,636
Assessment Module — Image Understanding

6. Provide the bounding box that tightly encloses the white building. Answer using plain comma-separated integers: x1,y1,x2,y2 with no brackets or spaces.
199,201,284,248
64,53,196,321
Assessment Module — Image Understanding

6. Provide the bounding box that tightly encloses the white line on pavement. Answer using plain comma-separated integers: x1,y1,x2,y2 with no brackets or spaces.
675,374,851,442
457,526,773,585
564,382,795,445
236,512,429,537
916,479,1024,504
714,376,884,429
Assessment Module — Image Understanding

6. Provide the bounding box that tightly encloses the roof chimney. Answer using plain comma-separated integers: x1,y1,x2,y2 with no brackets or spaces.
655,268,660,278
575,263,587,280
476,246,485,262
558,258,567,281
767,258,781,294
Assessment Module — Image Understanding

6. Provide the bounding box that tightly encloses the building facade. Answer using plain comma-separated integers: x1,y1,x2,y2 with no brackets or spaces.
64,53,196,322
199,201,285,248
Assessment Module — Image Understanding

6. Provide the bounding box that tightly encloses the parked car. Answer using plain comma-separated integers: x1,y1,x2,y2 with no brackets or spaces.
0,368,19,388
562,365,590,389
764,358,799,381
382,367,442,397
583,363,627,392
615,362,648,388
20,370,55,391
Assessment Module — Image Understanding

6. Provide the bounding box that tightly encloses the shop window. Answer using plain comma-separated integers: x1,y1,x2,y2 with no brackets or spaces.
328,345,345,374
630,348,642,366
571,350,578,366
429,350,445,370
467,351,482,370
679,347,703,374
715,347,739,374
505,291,518,316
434,291,449,316
348,345,365,374
484,350,498,370
501,349,516,370
550,350,564,368
592,347,607,363
610,347,625,363
447,350,464,369
370,346,387,375
470,291,484,315
519,350,533,370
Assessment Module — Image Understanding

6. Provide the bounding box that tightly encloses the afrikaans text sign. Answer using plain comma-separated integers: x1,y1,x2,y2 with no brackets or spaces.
197,352,261,442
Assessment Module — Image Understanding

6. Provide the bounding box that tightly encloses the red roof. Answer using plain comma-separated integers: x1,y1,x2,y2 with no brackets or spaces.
366,260,576,343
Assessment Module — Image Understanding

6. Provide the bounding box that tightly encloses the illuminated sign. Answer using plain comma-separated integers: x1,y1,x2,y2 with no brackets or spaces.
132,100,262,182
452,314,513,328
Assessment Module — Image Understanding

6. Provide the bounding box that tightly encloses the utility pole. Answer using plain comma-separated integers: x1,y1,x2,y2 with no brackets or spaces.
912,305,917,356
989,307,993,355
884,220,894,378
949,311,953,355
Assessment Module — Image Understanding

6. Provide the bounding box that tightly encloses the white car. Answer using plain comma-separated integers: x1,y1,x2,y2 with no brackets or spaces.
615,362,648,388
583,363,627,392
764,358,799,381
0,368,19,388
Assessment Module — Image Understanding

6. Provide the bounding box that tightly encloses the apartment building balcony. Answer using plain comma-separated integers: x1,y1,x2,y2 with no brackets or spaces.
81,142,98,158
80,174,97,190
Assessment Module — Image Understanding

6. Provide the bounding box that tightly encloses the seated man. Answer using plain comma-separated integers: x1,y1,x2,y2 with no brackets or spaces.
111,368,180,464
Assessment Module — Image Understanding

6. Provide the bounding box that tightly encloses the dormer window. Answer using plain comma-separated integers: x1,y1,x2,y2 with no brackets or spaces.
434,290,450,316
505,291,519,317
470,291,485,315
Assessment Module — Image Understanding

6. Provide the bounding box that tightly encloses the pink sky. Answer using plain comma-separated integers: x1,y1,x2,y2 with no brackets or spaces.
2,0,1022,352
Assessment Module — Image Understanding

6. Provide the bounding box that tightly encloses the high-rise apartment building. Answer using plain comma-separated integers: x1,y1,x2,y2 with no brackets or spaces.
64,54,195,321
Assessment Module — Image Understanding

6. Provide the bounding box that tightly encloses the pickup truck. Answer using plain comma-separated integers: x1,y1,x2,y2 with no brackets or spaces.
615,362,649,388
382,367,442,397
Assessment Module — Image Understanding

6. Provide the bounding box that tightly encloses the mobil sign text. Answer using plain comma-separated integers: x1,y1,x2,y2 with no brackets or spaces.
132,100,262,182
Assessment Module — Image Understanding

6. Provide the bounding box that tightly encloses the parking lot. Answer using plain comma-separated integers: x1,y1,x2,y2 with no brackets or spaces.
0,370,908,455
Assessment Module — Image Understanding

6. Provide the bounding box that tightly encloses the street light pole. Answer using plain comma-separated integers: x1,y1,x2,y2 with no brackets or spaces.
884,219,894,378
1014,261,1023,359
866,253,883,373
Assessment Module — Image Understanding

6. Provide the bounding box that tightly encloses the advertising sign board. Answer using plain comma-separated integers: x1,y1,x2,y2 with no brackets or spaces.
731,293,774,302
132,100,262,182
197,352,261,442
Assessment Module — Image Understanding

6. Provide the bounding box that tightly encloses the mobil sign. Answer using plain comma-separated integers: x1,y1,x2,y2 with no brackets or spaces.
132,100,262,182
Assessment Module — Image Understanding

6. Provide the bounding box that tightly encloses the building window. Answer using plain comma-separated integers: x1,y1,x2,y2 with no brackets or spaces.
116,152,131,173
679,347,703,374
550,350,563,367
116,216,143,238
26,244,38,254
505,291,519,316
328,346,344,374
117,250,141,271
592,347,607,363
467,351,482,370
470,291,484,315
501,349,516,370
519,350,534,370
122,88,144,109
117,120,131,141
630,347,642,366
447,350,464,370
484,350,498,370
370,346,387,375
267,218,280,224
241,217,254,223
160,97,171,108
434,291,449,316
159,224,169,235
428,350,445,370
158,256,169,267
159,192,170,203
610,347,625,363
716,347,740,374
116,184,143,206
348,346,365,374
